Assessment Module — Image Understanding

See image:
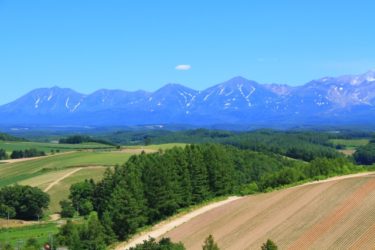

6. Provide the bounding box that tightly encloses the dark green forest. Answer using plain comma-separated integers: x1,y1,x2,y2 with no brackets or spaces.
0,185,49,220
59,135,116,146
354,140,375,165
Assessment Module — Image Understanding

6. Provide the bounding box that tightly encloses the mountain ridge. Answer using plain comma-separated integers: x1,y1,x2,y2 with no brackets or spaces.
2,71,375,127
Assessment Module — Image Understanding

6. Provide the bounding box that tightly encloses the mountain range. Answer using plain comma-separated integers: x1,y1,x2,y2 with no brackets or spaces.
2,70,375,128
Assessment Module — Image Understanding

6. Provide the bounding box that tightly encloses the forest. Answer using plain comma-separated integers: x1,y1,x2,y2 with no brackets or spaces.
58,135,116,146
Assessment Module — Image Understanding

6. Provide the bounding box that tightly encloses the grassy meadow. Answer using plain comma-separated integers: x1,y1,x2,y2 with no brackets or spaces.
0,223,58,246
329,138,370,149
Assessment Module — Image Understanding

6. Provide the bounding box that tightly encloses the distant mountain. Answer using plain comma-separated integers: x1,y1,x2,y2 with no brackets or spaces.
1,71,375,127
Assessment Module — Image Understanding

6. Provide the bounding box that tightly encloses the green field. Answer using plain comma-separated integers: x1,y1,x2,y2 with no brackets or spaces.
0,151,132,187
46,167,107,212
0,140,114,154
0,223,58,246
330,138,370,149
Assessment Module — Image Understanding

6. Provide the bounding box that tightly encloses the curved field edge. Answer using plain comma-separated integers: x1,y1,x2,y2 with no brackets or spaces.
113,172,375,250
161,172,375,250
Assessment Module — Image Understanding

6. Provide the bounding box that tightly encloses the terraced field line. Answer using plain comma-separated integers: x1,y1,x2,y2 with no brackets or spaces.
114,197,241,250
43,167,82,192
348,222,375,249
288,177,375,250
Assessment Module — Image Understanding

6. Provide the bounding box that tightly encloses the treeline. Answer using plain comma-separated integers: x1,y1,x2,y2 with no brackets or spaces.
0,148,46,160
0,132,25,142
10,148,46,159
221,131,341,162
101,129,343,162
59,144,361,244
354,141,375,165
0,149,6,160
59,135,116,146
0,185,49,220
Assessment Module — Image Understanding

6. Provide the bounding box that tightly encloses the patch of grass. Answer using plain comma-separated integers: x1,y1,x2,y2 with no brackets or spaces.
0,223,58,246
330,139,370,149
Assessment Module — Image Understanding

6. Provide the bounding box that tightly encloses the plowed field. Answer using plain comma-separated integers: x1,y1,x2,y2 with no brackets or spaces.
164,173,375,249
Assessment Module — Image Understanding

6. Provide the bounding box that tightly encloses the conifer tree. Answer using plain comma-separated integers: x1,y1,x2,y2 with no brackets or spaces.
202,235,220,250
261,239,278,250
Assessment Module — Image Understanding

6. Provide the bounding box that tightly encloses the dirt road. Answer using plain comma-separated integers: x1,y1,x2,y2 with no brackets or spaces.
43,167,82,192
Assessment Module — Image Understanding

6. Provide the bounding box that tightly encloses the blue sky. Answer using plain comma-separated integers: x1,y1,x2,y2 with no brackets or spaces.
1,0,375,104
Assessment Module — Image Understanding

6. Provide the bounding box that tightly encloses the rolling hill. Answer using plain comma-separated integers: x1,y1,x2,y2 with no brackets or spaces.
161,173,375,249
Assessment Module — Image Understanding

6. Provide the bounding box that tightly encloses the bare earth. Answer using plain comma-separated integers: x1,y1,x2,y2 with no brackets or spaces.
119,148,158,154
114,197,241,250
0,219,36,228
162,172,375,249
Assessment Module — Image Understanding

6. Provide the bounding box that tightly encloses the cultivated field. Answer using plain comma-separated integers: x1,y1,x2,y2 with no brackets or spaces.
0,141,185,214
0,151,133,187
163,173,375,250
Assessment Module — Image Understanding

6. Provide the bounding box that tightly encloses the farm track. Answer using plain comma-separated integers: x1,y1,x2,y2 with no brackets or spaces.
158,172,375,250
43,167,83,192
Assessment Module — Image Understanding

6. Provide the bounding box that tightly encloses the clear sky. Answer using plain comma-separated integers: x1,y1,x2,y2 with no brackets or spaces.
1,0,375,104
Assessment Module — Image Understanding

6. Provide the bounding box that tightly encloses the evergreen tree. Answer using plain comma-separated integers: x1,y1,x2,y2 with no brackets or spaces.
142,154,179,221
108,182,146,239
261,239,278,250
203,144,235,195
100,211,117,244
165,147,192,207
202,235,220,250
0,149,7,160
80,212,107,250
186,145,210,203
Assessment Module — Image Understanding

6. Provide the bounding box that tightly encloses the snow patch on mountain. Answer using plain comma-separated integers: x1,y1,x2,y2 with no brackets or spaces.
35,98,40,108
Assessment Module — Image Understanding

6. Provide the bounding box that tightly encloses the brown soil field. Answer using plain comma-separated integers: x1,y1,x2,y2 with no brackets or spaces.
163,173,375,250
0,219,36,228
338,149,356,156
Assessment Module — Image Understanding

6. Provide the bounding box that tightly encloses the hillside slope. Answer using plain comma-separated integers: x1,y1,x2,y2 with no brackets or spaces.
163,173,375,249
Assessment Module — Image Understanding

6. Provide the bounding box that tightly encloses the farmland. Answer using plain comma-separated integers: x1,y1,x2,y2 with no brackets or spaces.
163,173,375,249
0,141,186,215
0,151,133,187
